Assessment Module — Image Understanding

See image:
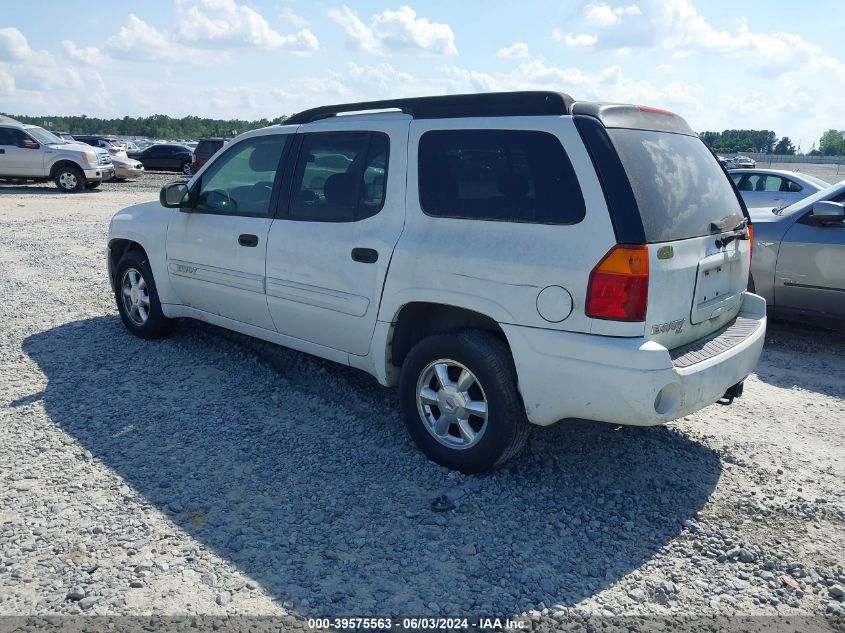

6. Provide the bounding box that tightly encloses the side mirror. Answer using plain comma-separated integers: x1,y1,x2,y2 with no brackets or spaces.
20,139,39,149
810,201,845,224
160,181,190,208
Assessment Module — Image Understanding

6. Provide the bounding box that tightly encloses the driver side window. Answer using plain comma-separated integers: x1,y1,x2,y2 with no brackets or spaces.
196,135,288,216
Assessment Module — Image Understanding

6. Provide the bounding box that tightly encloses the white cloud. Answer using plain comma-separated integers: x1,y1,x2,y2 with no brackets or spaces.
347,62,420,95
328,5,457,56
585,2,641,27
496,42,530,59
106,15,207,64
279,7,310,28
61,41,102,66
0,28,110,115
656,63,675,72
552,30,598,47
0,28,34,61
176,0,319,55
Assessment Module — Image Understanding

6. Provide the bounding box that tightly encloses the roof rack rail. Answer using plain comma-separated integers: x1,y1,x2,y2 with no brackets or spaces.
284,91,574,125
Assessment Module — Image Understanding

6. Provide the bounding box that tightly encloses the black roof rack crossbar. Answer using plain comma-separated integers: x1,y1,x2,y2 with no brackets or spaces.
284,91,574,125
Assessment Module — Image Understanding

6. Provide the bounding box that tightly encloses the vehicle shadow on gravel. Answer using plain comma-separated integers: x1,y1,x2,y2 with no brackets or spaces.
23,316,722,616
755,321,845,399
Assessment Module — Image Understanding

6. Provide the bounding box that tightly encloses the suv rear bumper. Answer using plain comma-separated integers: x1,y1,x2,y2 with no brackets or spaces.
503,292,767,427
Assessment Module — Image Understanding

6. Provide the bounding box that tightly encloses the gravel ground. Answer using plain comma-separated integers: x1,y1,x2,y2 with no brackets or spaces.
0,182,844,628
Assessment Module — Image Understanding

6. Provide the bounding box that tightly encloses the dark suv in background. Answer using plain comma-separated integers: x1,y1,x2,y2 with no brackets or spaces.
191,137,226,174
128,144,194,174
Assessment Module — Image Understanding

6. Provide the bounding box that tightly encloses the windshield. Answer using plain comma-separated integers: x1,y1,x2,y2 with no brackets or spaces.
609,129,745,242
26,126,64,145
774,179,845,215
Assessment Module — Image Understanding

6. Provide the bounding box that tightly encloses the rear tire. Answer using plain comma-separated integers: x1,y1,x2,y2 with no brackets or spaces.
181,161,192,176
54,166,86,193
399,329,530,473
114,251,171,340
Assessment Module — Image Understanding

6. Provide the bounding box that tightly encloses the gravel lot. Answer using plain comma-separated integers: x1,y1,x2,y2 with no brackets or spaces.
0,175,844,628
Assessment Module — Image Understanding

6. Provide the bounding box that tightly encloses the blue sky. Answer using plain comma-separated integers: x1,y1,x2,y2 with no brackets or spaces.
2,0,843,149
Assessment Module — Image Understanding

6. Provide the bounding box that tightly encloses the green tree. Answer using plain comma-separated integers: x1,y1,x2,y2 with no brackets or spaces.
0,112,290,139
773,137,796,155
818,129,845,156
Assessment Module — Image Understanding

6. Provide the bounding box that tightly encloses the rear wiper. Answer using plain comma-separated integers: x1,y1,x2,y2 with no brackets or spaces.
711,218,749,248
771,205,788,215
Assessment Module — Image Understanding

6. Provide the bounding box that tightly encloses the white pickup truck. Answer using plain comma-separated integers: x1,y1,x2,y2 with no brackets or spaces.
0,115,114,192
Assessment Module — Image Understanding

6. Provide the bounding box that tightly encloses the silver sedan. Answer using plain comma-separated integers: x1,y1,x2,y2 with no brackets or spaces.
731,168,830,209
750,180,845,326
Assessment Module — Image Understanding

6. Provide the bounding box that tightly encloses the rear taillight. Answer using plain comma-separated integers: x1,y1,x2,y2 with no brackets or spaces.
586,244,649,321
191,154,196,163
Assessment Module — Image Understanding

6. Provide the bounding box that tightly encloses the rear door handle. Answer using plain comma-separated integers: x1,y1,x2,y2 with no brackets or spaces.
238,234,259,247
351,247,378,263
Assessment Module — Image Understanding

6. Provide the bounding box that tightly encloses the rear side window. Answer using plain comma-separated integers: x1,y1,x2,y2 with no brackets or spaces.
288,132,389,222
418,129,585,224
609,130,745,242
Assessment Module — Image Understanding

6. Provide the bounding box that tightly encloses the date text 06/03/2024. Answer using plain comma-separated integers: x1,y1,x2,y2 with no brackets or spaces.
306,618,527,630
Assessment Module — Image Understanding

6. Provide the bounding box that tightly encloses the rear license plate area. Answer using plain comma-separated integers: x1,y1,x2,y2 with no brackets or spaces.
690,250,743,324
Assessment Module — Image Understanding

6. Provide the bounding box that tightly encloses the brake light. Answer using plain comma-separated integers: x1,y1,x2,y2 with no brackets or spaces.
586,245,649,321
637,105,674,116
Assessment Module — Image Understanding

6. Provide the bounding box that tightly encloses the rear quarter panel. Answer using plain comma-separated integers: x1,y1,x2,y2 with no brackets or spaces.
379,116,628,335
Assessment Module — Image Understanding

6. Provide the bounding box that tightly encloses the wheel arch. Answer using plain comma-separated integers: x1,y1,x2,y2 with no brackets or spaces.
388,302,510,370
108,238,149,285
49,160,84,179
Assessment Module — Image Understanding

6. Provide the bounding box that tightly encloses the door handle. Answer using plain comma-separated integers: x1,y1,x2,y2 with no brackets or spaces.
351,247,378,263
0,149,5,154
238,234,259,247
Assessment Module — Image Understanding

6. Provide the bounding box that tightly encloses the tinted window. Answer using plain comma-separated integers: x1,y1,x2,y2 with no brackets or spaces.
609,130,745,242
418,129,585,224
0,127,25,146
195,135,288,216
198,140,224,154
288,132,389,222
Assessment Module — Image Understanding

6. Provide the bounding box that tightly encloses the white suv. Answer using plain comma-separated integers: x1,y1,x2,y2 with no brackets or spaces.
107,92,766,472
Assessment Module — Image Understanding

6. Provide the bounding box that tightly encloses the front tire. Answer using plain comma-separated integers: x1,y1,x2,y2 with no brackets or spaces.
54,166,86,193
114,251,171,339
399,330,530,473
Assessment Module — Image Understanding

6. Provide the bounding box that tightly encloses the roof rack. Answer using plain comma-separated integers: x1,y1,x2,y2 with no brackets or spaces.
285,91,574,125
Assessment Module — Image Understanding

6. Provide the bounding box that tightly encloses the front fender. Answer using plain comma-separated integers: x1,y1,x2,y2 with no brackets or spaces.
108,201,177,305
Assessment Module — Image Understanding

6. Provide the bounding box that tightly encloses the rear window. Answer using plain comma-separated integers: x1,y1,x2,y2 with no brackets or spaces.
198,140,224,154
418,129,585,225
609,130,744,242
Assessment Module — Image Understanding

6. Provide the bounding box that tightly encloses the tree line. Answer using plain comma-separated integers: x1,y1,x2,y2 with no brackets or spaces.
2,114,290,139
699,128,845,156
4,112,845,156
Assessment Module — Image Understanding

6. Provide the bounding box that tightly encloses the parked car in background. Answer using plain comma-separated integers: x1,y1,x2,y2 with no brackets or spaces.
127,143,193,174
750,180,845,327
732,155,756,168
107,91,765,472
111,154,145,180
190,137,226,174
731,168,830,209
0,115,113,192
